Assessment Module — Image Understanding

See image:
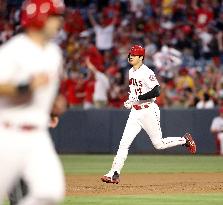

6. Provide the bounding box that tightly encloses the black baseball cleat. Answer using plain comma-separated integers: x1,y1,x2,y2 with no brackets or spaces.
101,171,120,184
183,133,196,154
112,171,120,184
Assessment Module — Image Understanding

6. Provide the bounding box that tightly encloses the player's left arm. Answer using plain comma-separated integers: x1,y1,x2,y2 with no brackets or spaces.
138,85,161,100
49,56,67,128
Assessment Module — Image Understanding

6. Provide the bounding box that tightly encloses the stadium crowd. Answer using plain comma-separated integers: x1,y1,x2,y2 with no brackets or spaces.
1,0,223,109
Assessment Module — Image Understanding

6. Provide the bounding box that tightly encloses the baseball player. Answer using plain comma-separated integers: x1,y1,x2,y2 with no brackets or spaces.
8,93,67,205
0,0,65,205
210,107,223,155
101,45,197,184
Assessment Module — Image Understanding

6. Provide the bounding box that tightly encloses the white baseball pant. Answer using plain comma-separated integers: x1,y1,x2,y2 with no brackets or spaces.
0,127,65,205
111,102,186,173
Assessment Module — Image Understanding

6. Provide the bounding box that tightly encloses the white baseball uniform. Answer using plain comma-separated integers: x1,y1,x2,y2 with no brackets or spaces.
210,116,223,155
107,64,187,175
0,34,65,205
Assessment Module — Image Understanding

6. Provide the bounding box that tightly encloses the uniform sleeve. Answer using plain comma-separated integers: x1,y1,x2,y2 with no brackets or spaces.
144,69,159,89
0,46,17,83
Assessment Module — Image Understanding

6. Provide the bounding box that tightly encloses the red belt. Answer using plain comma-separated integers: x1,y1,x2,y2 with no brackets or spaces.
133,103,150,110
2,122,37,131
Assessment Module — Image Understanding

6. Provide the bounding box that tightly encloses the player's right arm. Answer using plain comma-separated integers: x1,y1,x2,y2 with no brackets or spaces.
0,73,49,97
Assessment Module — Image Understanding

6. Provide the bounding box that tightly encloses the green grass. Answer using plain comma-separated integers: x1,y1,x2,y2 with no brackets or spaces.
60,155,223,205
63,194,223,205
61,154,223,174
4,155,223,205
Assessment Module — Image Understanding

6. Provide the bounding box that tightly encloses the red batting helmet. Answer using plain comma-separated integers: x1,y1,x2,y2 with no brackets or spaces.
21,0,65,28
129,45,145,56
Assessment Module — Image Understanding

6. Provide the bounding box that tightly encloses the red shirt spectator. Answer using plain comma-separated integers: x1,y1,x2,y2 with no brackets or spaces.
102,1,120,25
64,9,85,34
84,75,95,105
194,2,213,29
60,76,85,107
82,44,104,72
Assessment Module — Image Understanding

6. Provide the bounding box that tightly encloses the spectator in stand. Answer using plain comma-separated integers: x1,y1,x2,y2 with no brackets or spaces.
102,0,120,25
144,36,157,67
85,58,110,109
3,0,223,109
129,0,144,14
88,7,116,55
64,8,85,35
192,0,213,30
79,31,105,72
161,0,176,18
60,70,85,108
153,45,182,80
196,92,215,109
0,0,6,15
216,10,223,65
83,73,95,110
210,107,223,155
176,68,195,90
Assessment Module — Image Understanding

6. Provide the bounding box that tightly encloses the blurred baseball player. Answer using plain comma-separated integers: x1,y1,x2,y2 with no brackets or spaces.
210,107,223,155
0,0,65,205
101,45,196,184
8,94,67,205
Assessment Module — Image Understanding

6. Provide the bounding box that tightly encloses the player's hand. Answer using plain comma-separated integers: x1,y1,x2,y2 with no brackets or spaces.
31,73,49,90
49,116,59,128
124,100,132,109
51,94,67,116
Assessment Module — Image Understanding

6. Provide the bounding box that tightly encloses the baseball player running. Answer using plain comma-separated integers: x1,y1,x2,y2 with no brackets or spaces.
101,45,196,184
0,0,65,205
8,94,67,205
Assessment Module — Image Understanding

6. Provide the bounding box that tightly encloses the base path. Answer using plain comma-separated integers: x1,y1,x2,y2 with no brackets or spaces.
66,173,223,196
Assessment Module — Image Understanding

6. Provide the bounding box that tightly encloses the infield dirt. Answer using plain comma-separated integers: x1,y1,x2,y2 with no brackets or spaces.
66,173,223,196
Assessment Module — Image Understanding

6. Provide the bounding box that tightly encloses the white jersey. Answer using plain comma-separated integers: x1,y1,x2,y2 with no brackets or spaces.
210,116,223,132
128,64,159,103
0,34,62,128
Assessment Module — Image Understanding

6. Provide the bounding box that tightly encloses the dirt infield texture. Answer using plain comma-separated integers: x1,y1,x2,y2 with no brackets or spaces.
66,173,223,196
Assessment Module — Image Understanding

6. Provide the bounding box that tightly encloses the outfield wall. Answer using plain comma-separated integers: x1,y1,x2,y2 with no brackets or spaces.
50,108,219,154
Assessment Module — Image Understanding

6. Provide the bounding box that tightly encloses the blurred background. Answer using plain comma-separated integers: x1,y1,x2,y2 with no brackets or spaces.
1,0,223,154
